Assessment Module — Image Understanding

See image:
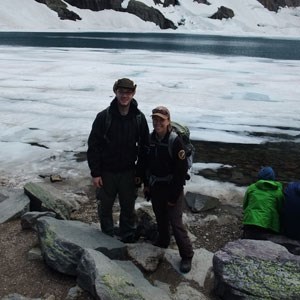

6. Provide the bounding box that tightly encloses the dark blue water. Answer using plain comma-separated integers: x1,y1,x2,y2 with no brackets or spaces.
0,32,299,60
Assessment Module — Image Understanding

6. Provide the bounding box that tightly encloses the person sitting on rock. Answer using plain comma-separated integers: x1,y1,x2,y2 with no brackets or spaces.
242,166,284,240
281,181,300,241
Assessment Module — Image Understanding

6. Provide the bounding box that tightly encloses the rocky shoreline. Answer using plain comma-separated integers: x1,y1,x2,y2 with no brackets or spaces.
74,139,300,188
192,140,300,186
1,139,300,300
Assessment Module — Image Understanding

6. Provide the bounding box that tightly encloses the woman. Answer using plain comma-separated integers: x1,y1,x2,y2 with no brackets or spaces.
144,106,194,273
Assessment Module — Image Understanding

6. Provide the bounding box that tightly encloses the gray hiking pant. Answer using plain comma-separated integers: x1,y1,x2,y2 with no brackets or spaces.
96,170,137,240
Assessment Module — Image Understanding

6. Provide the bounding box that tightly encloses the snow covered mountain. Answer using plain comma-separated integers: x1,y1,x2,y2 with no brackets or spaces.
0,0,299,37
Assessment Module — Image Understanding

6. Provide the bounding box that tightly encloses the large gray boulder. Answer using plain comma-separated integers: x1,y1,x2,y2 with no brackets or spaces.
213,239,300,299
24,182,83,220
0,188,29,224
77,248,171,300
36,216,126,275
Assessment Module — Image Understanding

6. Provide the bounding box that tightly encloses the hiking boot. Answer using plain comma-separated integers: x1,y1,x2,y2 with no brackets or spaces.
152,240,169,249
180,258,192,273
121,235,137,244
152,242,168,249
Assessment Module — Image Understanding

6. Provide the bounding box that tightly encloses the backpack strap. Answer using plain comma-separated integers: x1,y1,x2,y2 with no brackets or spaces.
135,112,142,155
136,112,142,143
104,107,142,144
167,131,177,159
103,107,111,143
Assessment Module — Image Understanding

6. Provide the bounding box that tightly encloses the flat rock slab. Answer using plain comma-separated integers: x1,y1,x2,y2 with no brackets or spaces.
24,182,78,219
0,188,29,224
77,248,171,300
36,216,127,275
165,248,214,288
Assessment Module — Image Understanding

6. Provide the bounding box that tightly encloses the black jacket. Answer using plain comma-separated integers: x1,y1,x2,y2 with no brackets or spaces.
87,98,149,178
147,130,188,203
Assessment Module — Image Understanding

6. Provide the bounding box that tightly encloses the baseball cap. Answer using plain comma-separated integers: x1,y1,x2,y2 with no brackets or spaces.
113,78,136,92
151,106,170,120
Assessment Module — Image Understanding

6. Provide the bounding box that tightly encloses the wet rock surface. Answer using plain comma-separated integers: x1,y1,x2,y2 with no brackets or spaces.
193,140,300,186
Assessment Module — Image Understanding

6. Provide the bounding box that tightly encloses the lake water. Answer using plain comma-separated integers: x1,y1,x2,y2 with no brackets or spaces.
0,32,300,60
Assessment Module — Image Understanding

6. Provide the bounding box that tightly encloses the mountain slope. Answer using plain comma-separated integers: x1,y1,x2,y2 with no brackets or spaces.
0,0,299,37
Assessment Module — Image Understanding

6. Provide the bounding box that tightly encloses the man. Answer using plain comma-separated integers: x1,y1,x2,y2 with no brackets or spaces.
87,78,149,243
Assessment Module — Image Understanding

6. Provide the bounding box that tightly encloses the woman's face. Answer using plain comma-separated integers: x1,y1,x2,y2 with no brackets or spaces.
152,115,170,137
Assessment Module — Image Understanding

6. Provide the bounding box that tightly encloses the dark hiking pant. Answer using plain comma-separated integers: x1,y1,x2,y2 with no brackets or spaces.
96,170,137,240
150,185,194,259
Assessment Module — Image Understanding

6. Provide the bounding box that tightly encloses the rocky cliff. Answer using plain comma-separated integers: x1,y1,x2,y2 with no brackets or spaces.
34,0,300,30
35,0,177,29
258,0,300,11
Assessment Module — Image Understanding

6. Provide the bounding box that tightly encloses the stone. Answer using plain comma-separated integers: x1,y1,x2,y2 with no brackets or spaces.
77,248,171,300
127,243,165,272
135,206,158,242
27,247,43,261
36,216,126,275
210,6,234,20
185,191,219,212
24,182,80,219
0,188,30,224
21,211,56,230
213,239,300,299
173,282,209,300
35,0,81,20
165,248,214,288
65,285,86,300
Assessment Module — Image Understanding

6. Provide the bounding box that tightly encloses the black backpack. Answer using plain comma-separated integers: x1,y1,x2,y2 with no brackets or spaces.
103,107,142,146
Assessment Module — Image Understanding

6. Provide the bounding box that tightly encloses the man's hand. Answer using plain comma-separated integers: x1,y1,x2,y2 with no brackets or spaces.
92,176,103,188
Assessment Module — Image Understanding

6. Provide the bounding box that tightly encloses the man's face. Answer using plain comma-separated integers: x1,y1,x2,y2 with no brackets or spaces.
115,88,135,107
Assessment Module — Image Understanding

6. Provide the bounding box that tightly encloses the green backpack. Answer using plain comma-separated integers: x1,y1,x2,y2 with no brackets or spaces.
168,121,195,170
